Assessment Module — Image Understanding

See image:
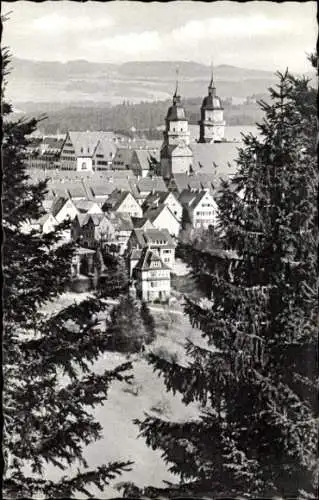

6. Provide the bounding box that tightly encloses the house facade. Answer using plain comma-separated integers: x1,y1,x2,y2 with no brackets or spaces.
144,204,181,238
103,190,143,218
143,191,183,222
51,197,79,224
179,189,219,229
130,149,160,178
133,248,171,303
80,214,116,248
60,131,117,171
127,228,176,269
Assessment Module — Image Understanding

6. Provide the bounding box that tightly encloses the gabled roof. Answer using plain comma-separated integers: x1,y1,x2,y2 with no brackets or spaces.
47,180,88,200
179,189,217,210
190,142,239,178
74,213,90,227
179,189,197,207
42,137,64,150
73,199,101,213
96,140,117,159
170,173,216,193
66,131,117,158
86,181,115,199
130,249,142,261
135,247,170,271
133,149,160,170
51,196,70,217
134,176,168,194
38,213,56,225
109,212,134,231
87,213,108,227
103,189,137,211
112,148,134,168
131,217,153,229
143,190,176,209
144,204,178,224
132,228,175,248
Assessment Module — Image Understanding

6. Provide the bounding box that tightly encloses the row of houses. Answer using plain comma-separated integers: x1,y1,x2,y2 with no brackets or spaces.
27,171,220,301
26,130,162,178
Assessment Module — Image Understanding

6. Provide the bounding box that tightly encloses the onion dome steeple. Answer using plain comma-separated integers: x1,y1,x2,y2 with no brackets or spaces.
166,66,186,121
202,62,223,110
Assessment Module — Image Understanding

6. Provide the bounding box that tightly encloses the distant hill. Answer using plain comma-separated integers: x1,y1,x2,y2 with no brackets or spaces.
7,58,284,104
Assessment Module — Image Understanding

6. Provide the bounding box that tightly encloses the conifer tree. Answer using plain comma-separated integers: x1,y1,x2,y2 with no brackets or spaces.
135,67,318,498
108,296,151,353
3,50,133,498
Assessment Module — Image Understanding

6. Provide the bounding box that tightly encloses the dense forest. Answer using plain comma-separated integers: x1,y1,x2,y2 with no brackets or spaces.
13,97,266,135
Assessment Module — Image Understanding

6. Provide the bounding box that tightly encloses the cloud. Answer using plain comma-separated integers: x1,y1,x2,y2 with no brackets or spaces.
88,31,162,56
31,13,115,33
170,15,294,42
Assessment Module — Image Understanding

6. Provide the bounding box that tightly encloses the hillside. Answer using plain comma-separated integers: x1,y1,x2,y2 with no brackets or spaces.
7,58,280,104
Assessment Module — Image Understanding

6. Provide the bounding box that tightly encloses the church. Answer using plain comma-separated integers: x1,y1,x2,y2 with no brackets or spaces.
160,68,228,181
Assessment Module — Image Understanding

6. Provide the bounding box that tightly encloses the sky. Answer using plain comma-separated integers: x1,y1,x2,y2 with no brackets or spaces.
2,1,317,72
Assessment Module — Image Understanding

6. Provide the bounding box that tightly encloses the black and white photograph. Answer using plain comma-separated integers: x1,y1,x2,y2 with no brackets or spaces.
2,1,318,498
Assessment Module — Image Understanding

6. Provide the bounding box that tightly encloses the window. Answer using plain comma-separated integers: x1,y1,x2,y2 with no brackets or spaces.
81,162,87,170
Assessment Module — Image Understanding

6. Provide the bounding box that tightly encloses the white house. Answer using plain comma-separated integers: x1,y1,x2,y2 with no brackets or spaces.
133,247,171,303
179,189,219,229
127,228,176,269
108,212,134,255
102,190,143,218
51,197,79,224
60,131,117,171
144,204,181,238
143,191,183,221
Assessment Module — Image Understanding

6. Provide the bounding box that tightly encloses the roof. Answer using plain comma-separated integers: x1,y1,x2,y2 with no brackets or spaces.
96,139,117,160
112,148,134,168
74,213,90,227
38,213,55,225
131,217,153,229
86,181,115,198
135,247,170,271
133,149,155,171
190,142,239,178
134,176,168,194
103,189,135,211
109,212,134,231
73,199,101,213
67,131,117,158
133,228,175,248
179,189,197,206
42,137,64,150
144,204,178,224
179,189,216,210
130,249,142,261
143,191,171,209
47,180,88,199
87,213,108,226
166,93,187,122
51,196,69,217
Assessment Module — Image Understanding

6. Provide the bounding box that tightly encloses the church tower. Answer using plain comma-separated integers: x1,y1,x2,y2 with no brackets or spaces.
160,70,193,180
199,65,225,143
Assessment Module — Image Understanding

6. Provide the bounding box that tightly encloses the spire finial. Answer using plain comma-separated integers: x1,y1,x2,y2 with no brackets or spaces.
174,65,180,97
209,59,216,95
